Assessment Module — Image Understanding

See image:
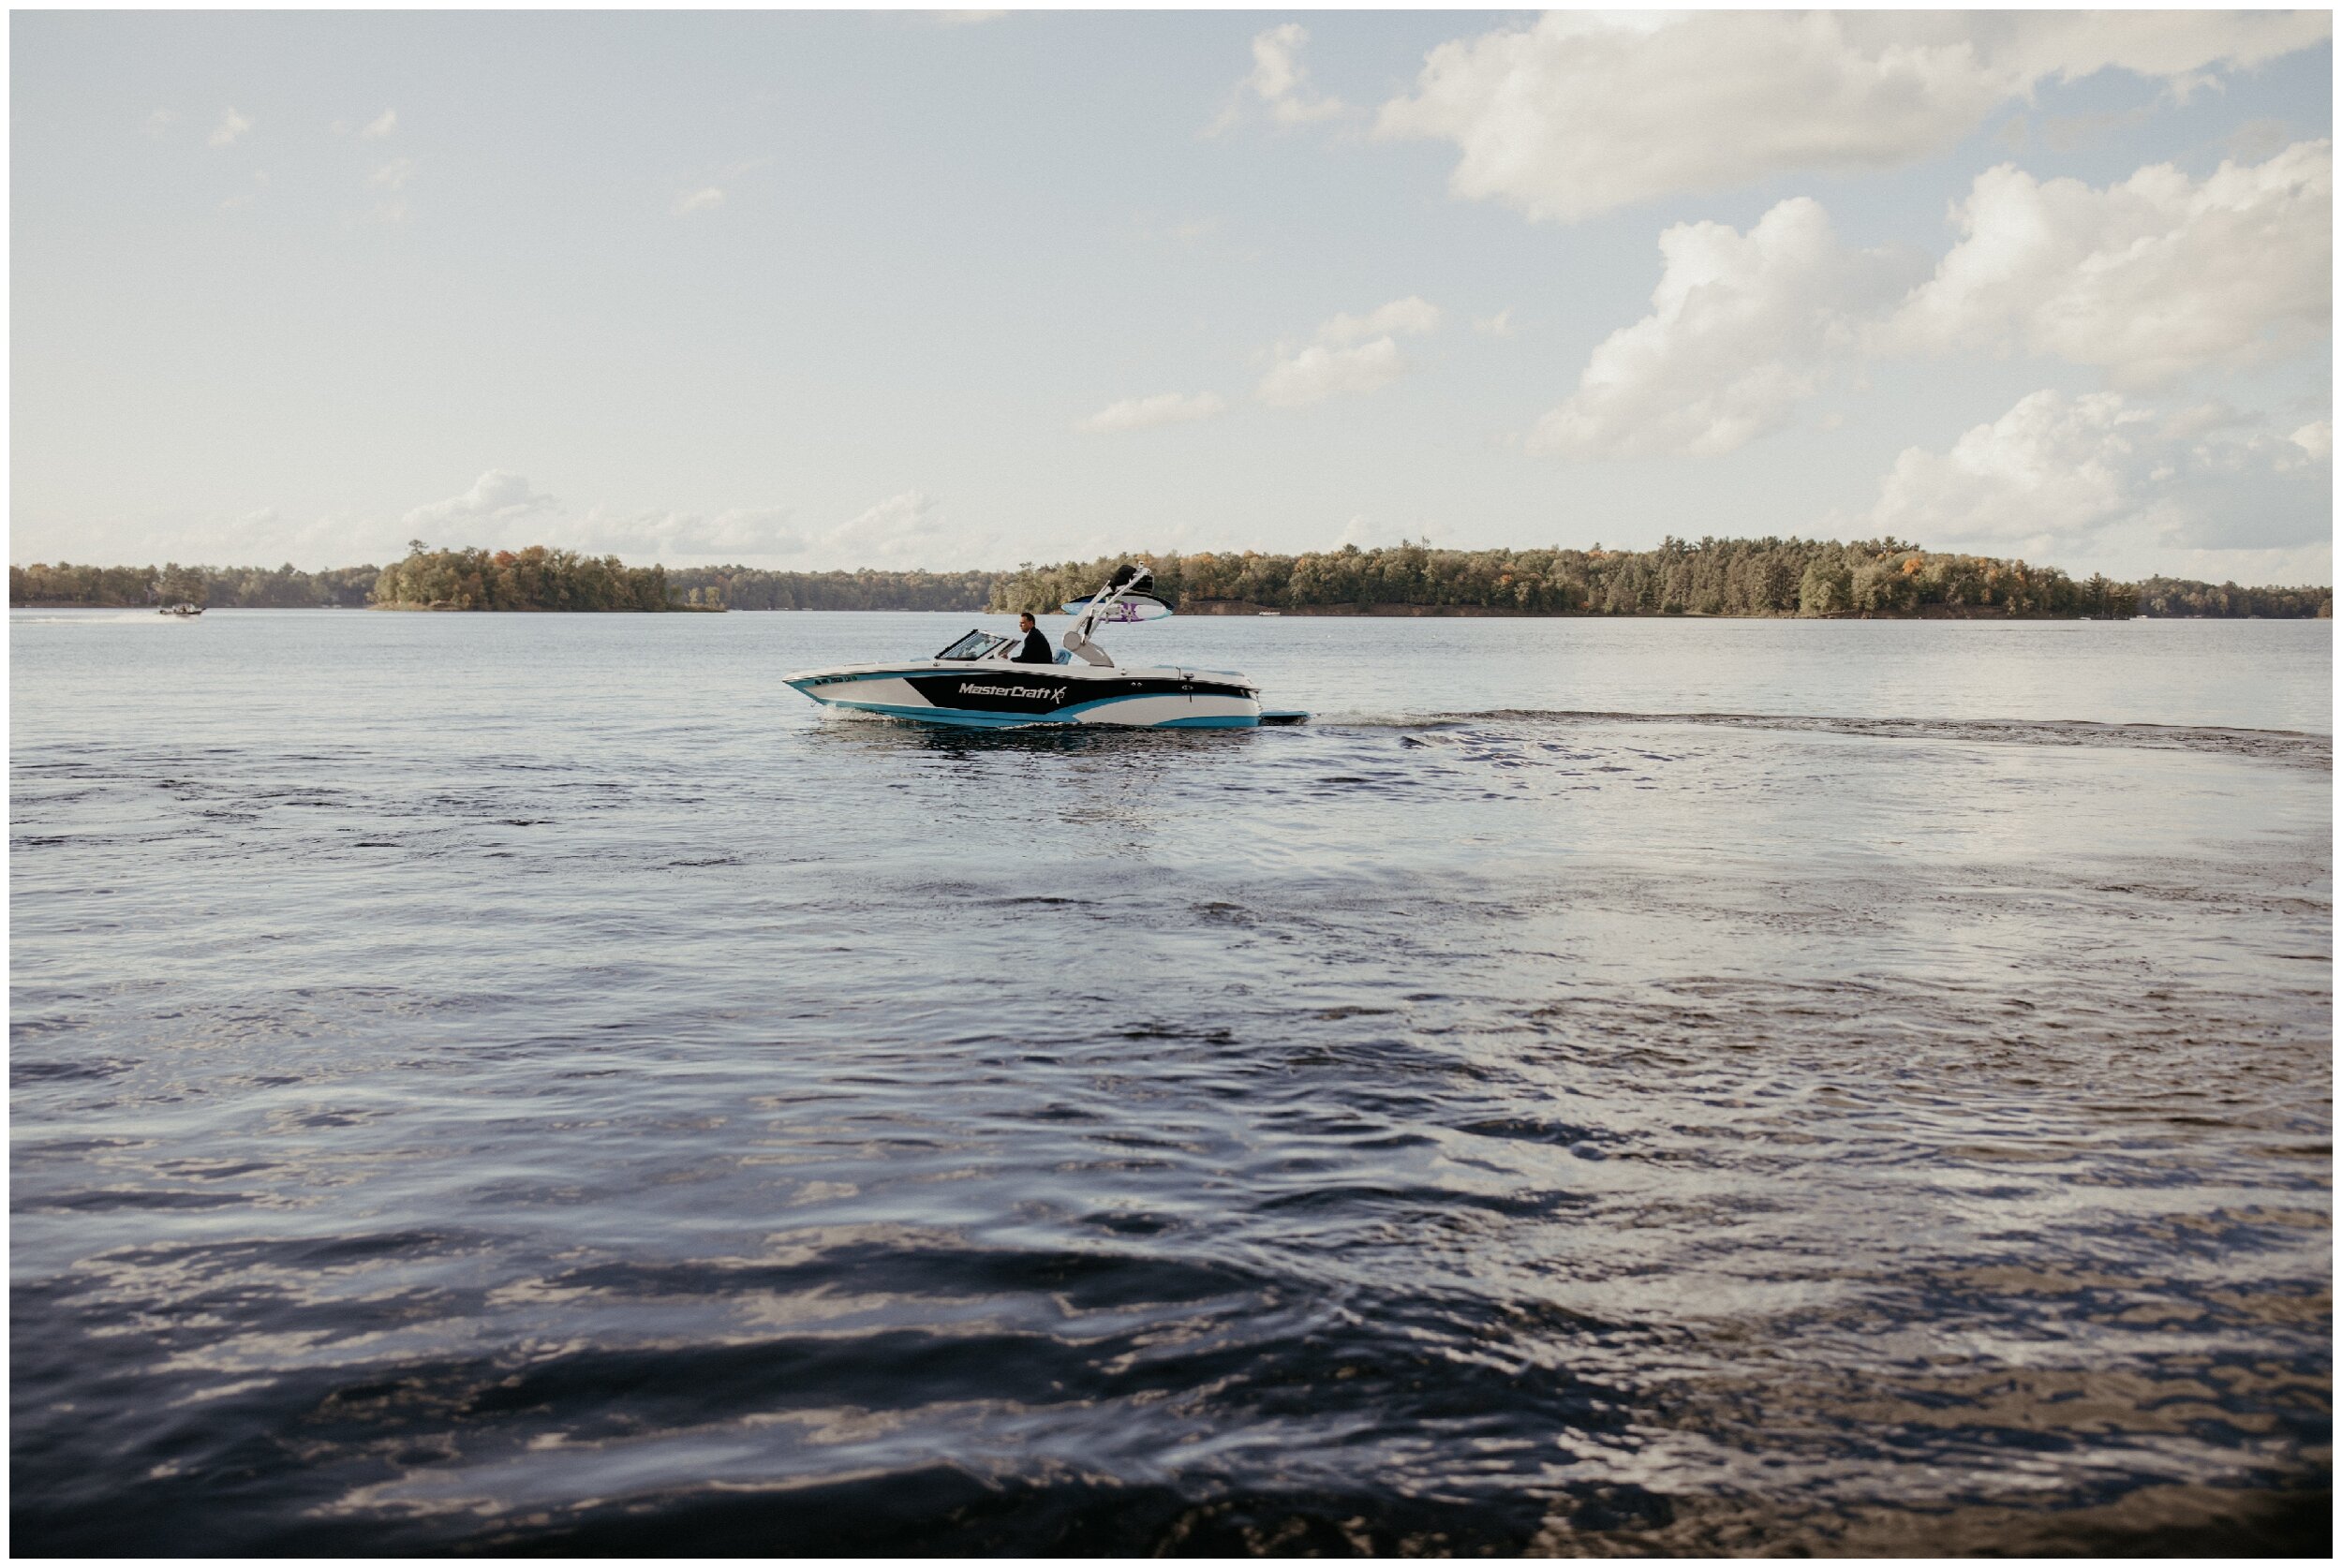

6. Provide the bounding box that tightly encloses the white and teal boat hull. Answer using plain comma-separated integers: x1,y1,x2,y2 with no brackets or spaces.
785,660,1265,729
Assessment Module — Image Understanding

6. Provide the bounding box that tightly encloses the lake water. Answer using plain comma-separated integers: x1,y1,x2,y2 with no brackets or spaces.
10,610,2332,1553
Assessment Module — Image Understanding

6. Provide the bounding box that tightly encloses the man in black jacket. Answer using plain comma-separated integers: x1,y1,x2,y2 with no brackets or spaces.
1010,612,1054,664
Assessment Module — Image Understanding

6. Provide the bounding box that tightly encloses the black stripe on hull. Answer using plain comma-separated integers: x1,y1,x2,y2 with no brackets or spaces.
904,671,1251,717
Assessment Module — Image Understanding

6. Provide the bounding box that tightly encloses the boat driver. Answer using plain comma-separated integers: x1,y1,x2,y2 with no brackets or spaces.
1009,612,1054,664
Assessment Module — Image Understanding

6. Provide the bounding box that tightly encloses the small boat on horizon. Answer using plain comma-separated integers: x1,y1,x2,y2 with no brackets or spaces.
159,602,204,617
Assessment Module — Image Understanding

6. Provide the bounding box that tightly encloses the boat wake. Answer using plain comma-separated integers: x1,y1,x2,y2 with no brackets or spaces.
1318,708,2335,766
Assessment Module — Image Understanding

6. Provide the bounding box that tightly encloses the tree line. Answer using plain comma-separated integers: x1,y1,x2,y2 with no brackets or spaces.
2127,575,2333,618
7,549,993,614
10,559,380,608
11,544,674,612
370,543,674,611
987,539,2333,620
11,537,2332,618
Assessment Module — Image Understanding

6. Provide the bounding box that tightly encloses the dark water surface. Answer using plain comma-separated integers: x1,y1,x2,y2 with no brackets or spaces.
11,611,2332,1553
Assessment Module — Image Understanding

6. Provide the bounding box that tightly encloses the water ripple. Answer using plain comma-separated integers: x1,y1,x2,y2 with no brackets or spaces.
10,612,2330,1553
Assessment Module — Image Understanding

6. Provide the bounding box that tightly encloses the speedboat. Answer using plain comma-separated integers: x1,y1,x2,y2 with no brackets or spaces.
785,565,1305,730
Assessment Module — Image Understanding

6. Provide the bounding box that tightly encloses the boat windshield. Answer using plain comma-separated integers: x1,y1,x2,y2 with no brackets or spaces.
936,629,1009,660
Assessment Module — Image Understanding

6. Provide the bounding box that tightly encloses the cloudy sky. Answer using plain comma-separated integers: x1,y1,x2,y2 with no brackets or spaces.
10,9,2334,582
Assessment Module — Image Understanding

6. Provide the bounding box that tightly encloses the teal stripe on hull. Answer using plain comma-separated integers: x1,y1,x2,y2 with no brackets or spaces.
810,697,1258,731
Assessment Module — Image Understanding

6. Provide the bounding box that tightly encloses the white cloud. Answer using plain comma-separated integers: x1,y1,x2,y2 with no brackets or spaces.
1981,10,2333,87
208,107,252,149
2290,419,2333,463
1475,309,1517,338
1862,388,2331,570
1540,143,2333,460
568,506,806,560
370,158,417,192
1079,391,1227,434
1882,141,2333,389
1870,391,2151,549
1242,22,1344,126
673,186,725,216
403,470,559,532
1376,11,2331,222
2160,400,2254,440
1257,296,1443,408
1319,295,1442,346
1259,339,1406,407
1534,198,1910,458
360,109,397,140
825,490,953,561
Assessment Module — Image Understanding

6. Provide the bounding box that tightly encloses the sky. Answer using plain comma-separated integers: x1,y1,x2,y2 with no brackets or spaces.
9,8,2335,584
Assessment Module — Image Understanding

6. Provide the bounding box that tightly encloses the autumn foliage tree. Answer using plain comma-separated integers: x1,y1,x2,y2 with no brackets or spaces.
371,543,672,611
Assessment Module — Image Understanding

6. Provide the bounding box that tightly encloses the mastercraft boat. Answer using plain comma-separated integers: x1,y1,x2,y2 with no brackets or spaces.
785,565,1304,730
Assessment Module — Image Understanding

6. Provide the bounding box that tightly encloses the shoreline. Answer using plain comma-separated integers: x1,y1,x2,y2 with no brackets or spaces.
1169,599,2116,620
11,599,2322,622
8,601,721,613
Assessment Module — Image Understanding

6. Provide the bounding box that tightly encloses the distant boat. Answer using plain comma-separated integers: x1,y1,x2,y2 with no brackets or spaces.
159,603,204,617
1258,611,1282,616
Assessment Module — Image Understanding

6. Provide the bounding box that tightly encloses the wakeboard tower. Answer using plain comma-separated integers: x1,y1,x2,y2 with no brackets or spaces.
784,563,1306,730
